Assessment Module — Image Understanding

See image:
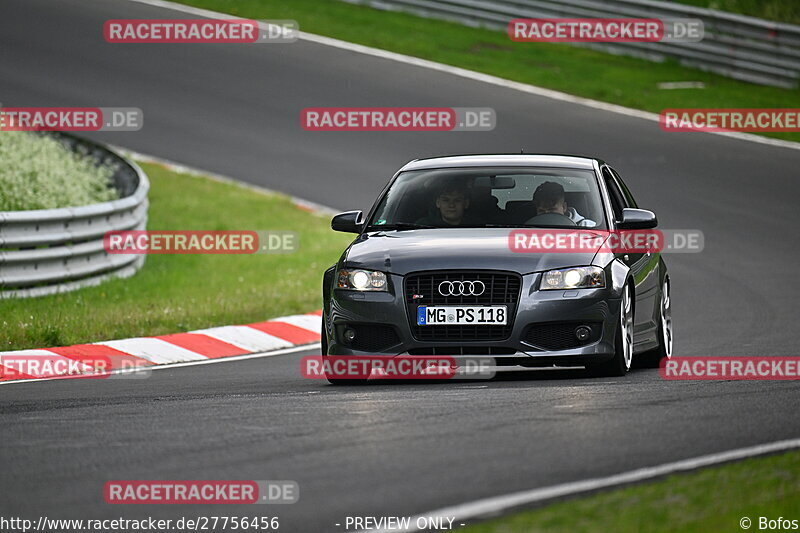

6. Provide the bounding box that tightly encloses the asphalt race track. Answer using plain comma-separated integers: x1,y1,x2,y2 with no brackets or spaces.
1,0,799,531
3,351,799,531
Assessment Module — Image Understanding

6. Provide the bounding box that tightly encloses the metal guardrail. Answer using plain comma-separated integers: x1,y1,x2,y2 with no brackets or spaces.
0,132,149,299
344,0,800,88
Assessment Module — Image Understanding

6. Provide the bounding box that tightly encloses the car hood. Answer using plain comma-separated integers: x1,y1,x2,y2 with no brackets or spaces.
342,228,605,275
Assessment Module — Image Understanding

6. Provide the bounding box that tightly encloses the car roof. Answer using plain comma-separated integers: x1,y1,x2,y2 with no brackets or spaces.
399,154,603,172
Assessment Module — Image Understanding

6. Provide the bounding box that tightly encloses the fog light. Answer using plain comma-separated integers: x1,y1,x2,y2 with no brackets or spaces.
343,328,356,344
575,326,591,342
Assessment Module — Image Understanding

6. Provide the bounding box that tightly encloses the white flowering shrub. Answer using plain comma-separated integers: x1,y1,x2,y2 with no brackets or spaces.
0,131,118,211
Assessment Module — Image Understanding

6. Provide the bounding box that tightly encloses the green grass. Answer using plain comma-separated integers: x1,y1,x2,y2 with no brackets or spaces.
0,162,352,351
667,0,800,25
462,450,800,533
173,0,800,142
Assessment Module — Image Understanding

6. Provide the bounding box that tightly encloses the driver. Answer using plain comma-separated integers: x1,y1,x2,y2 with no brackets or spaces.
416,181,477,226
525,181,596,227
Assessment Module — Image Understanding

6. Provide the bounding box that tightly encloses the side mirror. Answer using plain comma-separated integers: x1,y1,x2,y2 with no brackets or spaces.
617,208,657,229
331,210,364,233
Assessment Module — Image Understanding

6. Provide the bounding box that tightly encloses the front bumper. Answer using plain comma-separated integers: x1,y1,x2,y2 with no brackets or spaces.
325,271,622,366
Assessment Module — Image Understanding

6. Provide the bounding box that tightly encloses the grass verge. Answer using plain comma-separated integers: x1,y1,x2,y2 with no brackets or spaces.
174,0,800,142
462,449,800,533
0,162,352,351
668,0,800,25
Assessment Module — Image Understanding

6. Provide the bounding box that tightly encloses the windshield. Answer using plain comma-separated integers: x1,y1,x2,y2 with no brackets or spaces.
366,167,606,230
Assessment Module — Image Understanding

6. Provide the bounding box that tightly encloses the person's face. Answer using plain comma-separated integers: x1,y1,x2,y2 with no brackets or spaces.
537,198,567,215
436,191,469,224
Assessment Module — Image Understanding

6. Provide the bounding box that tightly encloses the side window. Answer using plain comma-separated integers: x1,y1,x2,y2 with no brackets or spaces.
602,167,626,221
610,167,638,208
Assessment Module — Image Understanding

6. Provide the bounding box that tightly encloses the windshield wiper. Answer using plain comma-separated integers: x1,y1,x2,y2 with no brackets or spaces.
369,223,437,231
479,224,585,229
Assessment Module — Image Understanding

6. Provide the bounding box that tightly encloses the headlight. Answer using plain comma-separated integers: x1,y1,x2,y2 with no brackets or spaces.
337,268,388,291
540,266,605,290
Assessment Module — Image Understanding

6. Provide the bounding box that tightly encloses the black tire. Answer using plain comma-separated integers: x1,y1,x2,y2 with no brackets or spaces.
321,320,369,386
325,372,369,386
320,320,327,355
587,283,633,378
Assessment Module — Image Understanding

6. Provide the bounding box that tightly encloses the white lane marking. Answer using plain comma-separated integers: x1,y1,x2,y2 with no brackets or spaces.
275,314,322,333
98,338,208,364
192,325,293,352
124,0,800,152
0,344,319,386
0,349,95,378
360,438,800,532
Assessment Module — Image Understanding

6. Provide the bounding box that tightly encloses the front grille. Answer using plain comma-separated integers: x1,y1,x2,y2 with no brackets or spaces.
523,322,602,350
346,324,401,352
405,271,521,341
408,346,516,355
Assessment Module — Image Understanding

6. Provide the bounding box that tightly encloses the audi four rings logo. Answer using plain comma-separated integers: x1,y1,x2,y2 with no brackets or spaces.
438,280,486,296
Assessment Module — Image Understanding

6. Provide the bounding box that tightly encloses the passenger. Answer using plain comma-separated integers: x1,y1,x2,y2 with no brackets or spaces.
416,182,478,226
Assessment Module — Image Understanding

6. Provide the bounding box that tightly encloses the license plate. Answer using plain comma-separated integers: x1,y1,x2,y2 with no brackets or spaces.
417,306,507,325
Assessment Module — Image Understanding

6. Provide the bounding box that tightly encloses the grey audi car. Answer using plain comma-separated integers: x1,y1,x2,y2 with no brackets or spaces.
322,155,672,382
